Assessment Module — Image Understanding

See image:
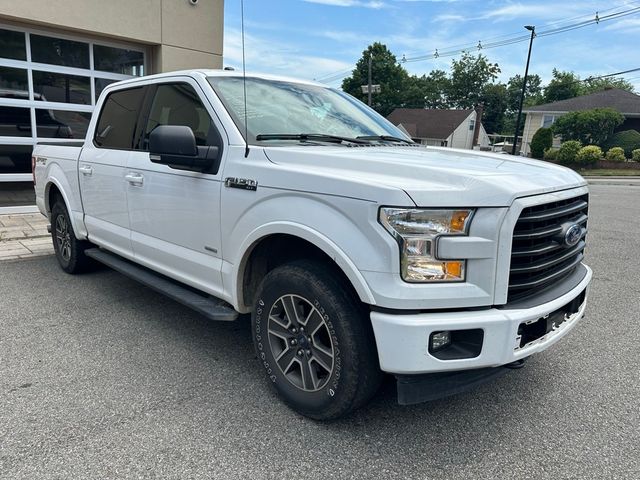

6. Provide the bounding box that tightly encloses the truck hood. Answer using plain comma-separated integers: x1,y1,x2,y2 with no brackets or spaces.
263,145,586,207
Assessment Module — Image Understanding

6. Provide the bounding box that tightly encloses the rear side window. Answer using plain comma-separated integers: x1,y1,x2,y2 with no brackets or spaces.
94,87,144,149
143,83,216,149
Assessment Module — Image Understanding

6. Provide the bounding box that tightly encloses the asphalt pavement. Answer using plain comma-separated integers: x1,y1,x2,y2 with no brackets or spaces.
1,184,638,479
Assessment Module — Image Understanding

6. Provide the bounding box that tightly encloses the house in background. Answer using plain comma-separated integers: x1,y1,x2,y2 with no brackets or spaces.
521,88,640,155
386,107,490,149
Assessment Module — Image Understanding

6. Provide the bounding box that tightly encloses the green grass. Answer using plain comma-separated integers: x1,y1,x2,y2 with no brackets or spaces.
578,169,640,176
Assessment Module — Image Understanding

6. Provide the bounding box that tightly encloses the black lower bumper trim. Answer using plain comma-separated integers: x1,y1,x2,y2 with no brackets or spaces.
396,361,524,405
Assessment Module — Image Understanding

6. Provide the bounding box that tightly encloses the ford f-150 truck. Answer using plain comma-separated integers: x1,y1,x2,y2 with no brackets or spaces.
33,70,591,420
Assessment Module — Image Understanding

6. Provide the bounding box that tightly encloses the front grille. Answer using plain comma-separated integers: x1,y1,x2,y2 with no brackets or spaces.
508,194,588,302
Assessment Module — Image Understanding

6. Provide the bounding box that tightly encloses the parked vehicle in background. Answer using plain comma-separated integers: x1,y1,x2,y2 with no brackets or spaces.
33,70,592,420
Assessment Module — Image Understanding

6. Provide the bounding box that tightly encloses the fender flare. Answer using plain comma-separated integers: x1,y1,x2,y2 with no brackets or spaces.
232,221,377,309
44,169,87,239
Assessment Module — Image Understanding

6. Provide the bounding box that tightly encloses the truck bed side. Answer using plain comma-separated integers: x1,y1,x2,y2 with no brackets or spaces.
33,142,87,239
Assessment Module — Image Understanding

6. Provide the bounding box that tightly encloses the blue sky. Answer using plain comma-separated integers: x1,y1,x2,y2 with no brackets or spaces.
223,0,640,91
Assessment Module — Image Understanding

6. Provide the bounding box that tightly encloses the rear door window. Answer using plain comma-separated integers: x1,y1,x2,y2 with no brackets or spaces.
94,86,145,149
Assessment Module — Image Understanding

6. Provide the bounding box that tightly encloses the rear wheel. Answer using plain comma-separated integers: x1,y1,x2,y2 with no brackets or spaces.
51,200,94,274
251,260,382,420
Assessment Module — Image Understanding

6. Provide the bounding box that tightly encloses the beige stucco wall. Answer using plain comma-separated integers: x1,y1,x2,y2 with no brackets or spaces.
522,112,542,155
0,0,223,72
522,112,565,155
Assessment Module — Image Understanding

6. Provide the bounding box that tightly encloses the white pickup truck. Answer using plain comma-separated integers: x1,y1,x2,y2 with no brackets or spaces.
33,70,591,419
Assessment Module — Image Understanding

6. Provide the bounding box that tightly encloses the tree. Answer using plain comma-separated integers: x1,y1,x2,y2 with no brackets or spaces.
341,43,412,116
447,53,500,109
552,108,624,146
506,74,543,111
480,83,508,134
421,70,451,109
543,69,582,103
583,76,635,95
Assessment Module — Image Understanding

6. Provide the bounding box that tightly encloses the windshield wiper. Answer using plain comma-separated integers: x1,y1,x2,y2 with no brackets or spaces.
356,135,414,144
255,133,370,144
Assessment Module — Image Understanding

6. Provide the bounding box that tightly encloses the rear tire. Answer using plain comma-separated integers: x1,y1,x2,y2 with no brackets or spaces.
51,200,94,274
251,260,382,420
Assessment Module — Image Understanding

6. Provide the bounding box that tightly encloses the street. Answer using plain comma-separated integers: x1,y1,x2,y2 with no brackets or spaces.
1,184,638,479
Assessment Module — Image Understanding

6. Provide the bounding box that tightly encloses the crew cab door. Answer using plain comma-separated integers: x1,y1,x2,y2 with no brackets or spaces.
79,86,146,257
125,79,226,297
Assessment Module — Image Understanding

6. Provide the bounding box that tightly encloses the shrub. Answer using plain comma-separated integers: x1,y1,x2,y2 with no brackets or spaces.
543,148,559,162
530,127,553,159
576,145,602,167
605,147,626,162
551,108,624,145
603,129,640,157
632,149,640,162
557,141,582,165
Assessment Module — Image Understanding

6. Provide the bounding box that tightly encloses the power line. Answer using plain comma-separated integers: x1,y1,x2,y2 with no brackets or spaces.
402,6,640,63
314,4,640,84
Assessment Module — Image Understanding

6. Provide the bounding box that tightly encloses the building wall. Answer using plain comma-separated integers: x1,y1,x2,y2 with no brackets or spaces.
521,112,543,155
448,112,476,149
0,0,223,72
0,0,223,206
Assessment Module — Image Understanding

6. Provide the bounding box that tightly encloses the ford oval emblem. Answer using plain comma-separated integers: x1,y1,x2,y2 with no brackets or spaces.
564,224,582,247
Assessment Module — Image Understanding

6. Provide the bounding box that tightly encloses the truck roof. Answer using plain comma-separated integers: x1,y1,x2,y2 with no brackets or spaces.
112,69,327,89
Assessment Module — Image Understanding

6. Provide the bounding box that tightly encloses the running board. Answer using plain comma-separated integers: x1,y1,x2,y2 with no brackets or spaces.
85,248,238,321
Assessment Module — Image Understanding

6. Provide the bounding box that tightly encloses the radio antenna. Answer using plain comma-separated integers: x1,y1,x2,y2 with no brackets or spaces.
241,0,250,158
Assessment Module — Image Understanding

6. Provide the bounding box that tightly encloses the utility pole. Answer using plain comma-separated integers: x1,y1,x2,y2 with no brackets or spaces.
368,53,373,106
512,25,535,156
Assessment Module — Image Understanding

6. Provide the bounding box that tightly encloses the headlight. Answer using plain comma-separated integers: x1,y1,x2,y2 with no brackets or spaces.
379,208,474,282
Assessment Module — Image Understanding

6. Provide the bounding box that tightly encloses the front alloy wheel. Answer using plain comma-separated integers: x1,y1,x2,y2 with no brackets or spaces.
267,294,335,392
252,260,382,420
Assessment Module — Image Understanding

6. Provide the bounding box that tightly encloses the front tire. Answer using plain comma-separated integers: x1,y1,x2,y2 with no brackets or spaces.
252,260,382,420
51,200,94,274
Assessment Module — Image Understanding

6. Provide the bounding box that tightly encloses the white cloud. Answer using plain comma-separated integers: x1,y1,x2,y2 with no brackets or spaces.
302,0,386,8
223,27,353,80
603,17,640,33
432,13,465,22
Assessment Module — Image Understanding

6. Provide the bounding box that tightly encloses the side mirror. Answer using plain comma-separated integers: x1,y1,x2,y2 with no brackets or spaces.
149,125,219,172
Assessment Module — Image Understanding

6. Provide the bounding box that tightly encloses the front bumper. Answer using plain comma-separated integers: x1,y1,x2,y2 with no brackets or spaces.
370,264,592,374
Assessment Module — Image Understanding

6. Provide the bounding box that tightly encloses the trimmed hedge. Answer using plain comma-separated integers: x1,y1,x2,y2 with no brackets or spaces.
543,148,559,162
605,147,626,162
576,145,602,166
603,129,640,157
557,141,582,165
530,127,553,159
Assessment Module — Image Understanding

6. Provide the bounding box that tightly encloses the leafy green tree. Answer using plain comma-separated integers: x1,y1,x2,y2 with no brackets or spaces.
402,70,451,109
529,127,553,159
341,43,412,116
543,69,582,103
480,83,508,134
583,77,634,95
447,53,500,109
421,70,451,108
507,74,543,111
552,108,624,145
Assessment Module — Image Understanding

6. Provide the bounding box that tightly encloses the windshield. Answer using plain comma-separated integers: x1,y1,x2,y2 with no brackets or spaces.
207,76,410,144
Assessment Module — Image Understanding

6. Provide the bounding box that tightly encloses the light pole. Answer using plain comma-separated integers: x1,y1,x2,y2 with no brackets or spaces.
368,53,373,106
512,25,535,155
